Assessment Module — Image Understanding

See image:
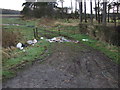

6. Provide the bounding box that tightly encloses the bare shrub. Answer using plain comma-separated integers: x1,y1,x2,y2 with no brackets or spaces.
2,29,21,48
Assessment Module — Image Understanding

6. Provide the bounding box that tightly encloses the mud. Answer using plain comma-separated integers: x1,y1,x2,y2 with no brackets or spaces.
3,42,118,88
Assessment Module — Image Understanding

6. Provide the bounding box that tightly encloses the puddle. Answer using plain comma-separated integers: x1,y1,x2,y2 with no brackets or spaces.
1,24,24,26
1,24,35,28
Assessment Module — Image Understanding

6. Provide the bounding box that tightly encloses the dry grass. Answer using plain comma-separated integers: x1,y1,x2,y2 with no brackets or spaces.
54,21,79,26
38,17,56,27
2,29,21,48
2,29,21,62
2,50,10,60
38,18,79,27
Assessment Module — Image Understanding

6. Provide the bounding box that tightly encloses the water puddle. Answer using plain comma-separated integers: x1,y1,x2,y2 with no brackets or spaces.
1,24,35,28
1,24,24,26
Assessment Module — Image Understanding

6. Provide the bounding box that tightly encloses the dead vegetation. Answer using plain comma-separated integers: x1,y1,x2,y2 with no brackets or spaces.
2,29,21,48
38,18,79,27
38,18,56,27
2,29,21,62
54,19,79,26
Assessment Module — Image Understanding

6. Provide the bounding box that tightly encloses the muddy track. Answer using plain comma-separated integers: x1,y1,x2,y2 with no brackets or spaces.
3,42,118,88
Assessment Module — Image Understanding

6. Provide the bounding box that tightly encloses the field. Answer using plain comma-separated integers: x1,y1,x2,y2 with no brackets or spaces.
2,17,119,82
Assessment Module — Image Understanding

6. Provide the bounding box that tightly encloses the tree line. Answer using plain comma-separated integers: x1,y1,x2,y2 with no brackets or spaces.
21,0,120,25
1,9,20,14
21,0,79,19
79,0,120,26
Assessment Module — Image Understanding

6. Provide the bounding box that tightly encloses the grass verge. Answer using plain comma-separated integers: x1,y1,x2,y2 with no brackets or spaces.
37,24,119,64
2,18,119,81
2,18,50,81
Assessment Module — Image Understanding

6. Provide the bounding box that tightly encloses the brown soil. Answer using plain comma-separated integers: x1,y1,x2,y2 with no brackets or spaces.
3,42,118,88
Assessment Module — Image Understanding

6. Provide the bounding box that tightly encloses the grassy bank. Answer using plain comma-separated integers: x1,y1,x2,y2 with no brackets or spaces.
2,18,51,81
2,17,119,81
36,20,119,64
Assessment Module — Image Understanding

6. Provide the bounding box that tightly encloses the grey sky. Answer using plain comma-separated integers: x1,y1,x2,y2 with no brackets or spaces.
0,0,118,13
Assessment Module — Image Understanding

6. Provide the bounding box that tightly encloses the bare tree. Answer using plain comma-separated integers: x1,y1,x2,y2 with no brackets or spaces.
71,0,73,13
98,0,100,23
107,3,112,22
75,0,77,12
79,0,83,23
95,0,98,21
59,0,64,18
113,2,120,15
84,0,87,22
102,0,107,25
90,0,93,24
113,2,120,20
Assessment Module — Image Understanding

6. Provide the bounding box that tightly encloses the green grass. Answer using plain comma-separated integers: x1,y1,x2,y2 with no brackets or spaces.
2,18,50,81
2,71,15,80
70,34,119,63
2,18,39,39
3,41,49,68
2,40,50,81
2,17,119,81
37,24,119,64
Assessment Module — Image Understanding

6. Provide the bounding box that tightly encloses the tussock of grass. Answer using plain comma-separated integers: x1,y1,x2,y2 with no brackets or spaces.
2,29,21,48
2,71,15,80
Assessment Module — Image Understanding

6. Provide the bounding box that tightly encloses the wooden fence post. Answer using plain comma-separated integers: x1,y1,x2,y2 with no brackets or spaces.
35,27,39,39
33,28,36,39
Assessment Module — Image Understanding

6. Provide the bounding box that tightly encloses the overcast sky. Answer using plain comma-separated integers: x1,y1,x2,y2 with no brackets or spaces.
0,0,118,13
0,0,26,11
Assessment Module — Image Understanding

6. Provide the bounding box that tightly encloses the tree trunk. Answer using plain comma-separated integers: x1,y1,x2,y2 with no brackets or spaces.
61,1,64,18
113,7,116,27
102,1,107,25
114,16,116,27
71,0,73,13
75,0,77,12
117,4,119,19
95,0,97,20
84,0,87,22
107,4,112,23
98,0,100,23
79,1,83,23
90,0,93,24
108,9,110,23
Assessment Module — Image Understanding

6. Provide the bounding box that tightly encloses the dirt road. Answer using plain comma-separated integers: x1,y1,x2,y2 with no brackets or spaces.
3,42,118,88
